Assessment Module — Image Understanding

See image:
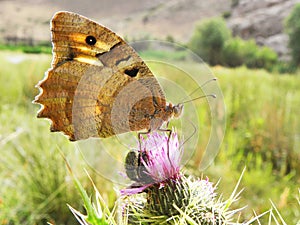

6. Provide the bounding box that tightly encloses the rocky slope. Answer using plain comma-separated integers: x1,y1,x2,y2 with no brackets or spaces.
228,0,300,60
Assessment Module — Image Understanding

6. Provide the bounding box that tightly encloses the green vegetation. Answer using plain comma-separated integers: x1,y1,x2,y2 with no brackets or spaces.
188,17,230,66
0,43,52,54
188,18,279,72
285,3,300,66
207,66,300,223
0,51,299,224
139,49,187,61
221,37,245,67
222,38,278,70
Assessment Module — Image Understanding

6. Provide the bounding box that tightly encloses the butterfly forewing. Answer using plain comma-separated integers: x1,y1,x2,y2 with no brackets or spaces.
34,11,168,141
50,11,122,66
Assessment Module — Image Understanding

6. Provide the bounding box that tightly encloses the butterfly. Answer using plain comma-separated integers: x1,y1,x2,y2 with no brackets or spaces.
34,11,183,141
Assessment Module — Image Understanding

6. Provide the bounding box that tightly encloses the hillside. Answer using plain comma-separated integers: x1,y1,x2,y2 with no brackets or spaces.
0,0,230,44
1,0,300,59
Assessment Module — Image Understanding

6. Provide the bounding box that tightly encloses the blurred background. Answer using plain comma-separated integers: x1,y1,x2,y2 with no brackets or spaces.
0,0,299,224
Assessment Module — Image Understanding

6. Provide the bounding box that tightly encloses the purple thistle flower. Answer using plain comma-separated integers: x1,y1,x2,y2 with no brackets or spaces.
141,131,182,182
121,130,183,195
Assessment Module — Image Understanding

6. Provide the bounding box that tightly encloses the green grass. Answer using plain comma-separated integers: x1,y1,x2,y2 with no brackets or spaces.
0,44,52,54
0,51,299,224
207,66,300,223
139,49,188,61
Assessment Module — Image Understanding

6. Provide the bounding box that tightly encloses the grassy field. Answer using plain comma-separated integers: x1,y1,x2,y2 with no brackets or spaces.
0,50,299,224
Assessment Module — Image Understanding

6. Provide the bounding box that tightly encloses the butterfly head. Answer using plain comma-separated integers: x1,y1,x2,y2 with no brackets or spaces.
173,103,184,118
166,103,183,118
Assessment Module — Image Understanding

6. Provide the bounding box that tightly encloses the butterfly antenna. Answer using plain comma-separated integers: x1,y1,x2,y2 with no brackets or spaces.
180,78,217,102
179,94,216,105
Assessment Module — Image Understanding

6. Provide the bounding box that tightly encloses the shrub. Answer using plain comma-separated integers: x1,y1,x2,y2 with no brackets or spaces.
273,61,298,74
222,38,277,69
222,11,232,19
222,37,245,67
255,46,278,70
285,3,300,65
188,18,277,70
188,17,231,65
241,39,260,68
165,35,175,43
239,39,277,70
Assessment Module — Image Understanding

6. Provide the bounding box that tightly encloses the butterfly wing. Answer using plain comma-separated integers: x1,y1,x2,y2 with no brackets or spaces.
34,11,166,141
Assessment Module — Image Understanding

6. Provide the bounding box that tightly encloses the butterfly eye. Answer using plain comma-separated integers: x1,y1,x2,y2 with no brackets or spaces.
85,35,97,46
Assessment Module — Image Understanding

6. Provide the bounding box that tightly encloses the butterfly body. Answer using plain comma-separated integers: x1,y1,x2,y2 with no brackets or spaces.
34,11,182,141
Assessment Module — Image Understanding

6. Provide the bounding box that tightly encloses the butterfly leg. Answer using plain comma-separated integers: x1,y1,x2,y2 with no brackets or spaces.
138,129,151,150
158,125,173,166
158,121,172,148
158,128,172,143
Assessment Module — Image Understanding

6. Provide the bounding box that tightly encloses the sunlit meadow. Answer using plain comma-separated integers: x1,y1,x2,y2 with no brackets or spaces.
0,50,299,224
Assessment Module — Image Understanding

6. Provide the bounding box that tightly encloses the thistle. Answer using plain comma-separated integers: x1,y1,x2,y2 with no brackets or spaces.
121,130,242,225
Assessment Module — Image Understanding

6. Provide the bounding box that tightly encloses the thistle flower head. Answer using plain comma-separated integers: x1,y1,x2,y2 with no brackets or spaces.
140,131,182,182
122,130,183,195
121,129,244,224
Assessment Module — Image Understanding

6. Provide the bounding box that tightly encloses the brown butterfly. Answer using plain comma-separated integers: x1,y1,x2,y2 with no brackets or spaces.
34,11,183,141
